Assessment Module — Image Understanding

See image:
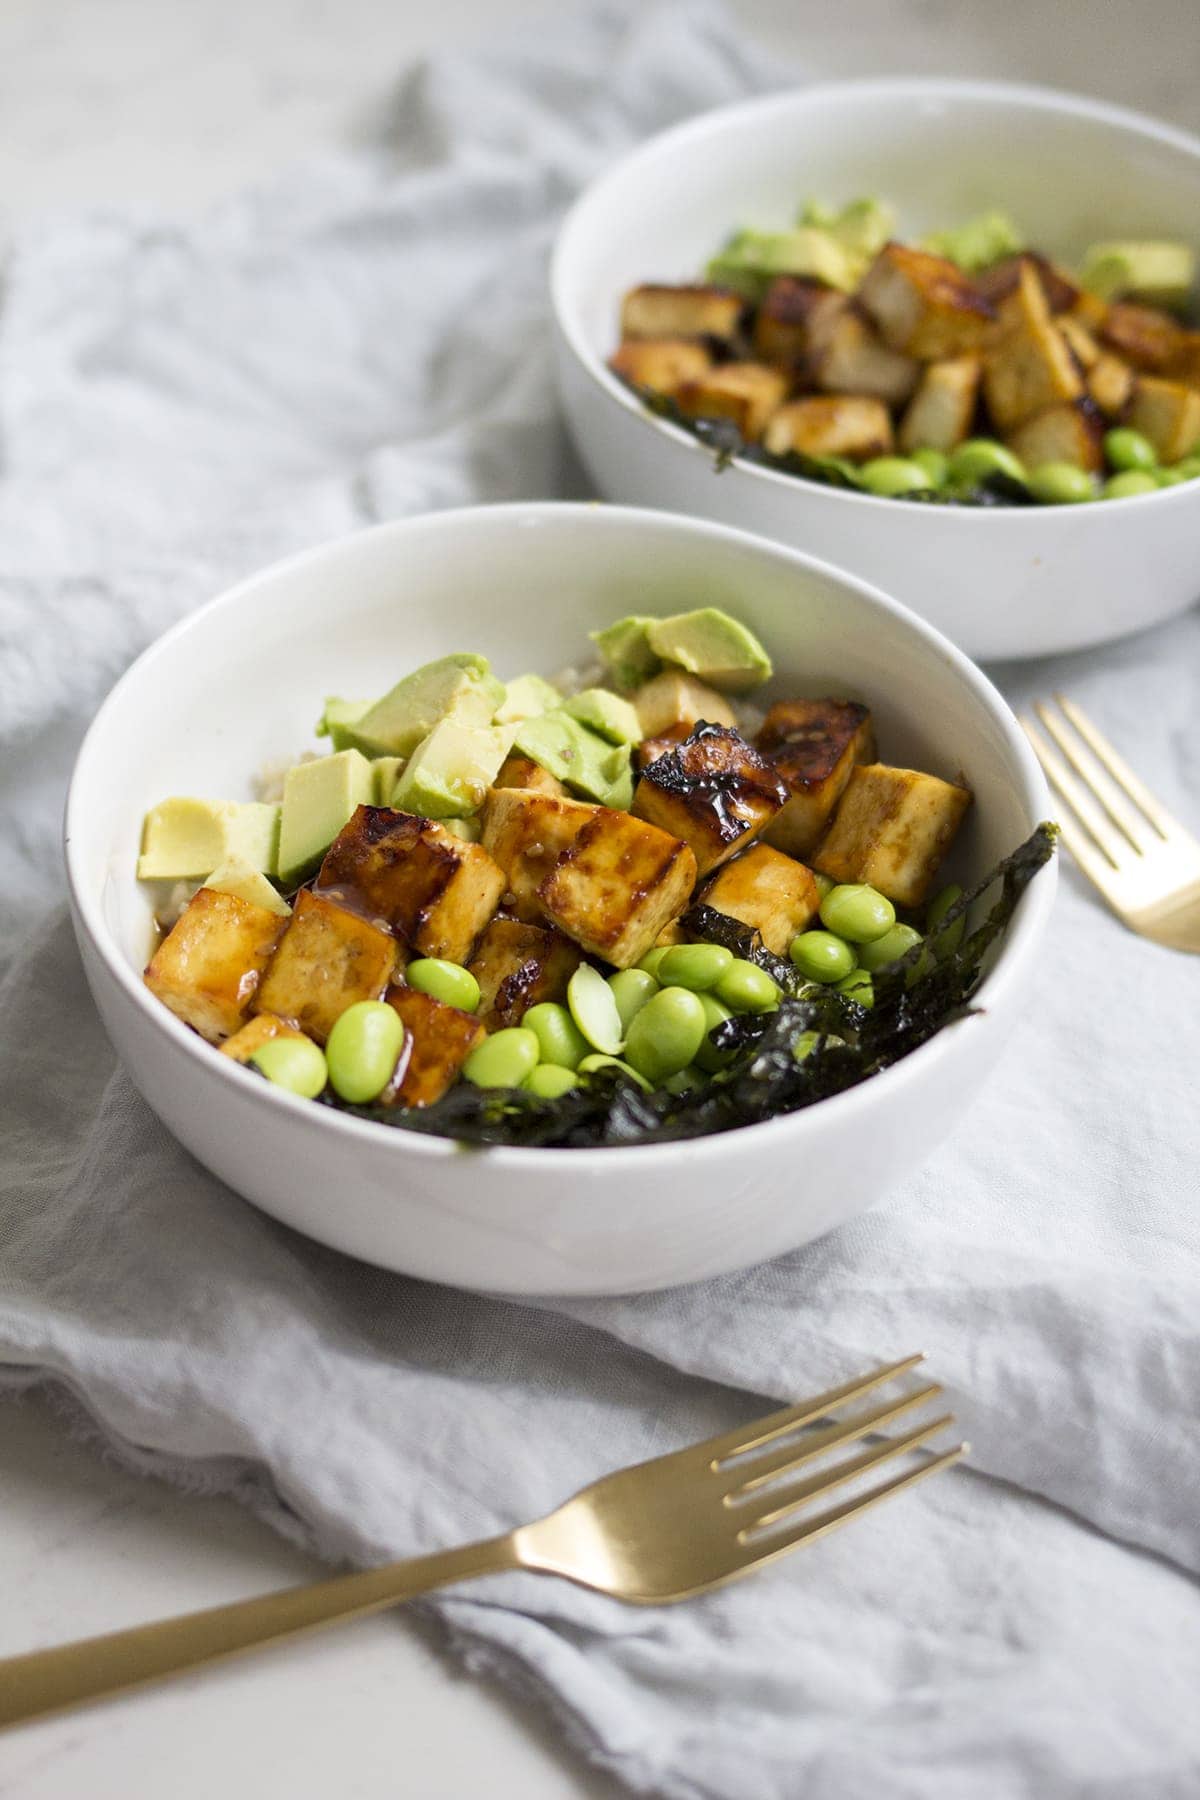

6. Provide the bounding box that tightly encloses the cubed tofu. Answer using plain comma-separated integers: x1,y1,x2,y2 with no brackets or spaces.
316,805,505,964
1126,377,1200,462
632,670,738,738
495,753,567,798
697,844,821,956
538,810,698,969
144,888,287,1044
859,242,995,359
608,337,712,395
620,284,744,343
219,1013,308,1062
982,263,1083,430
1066,289,1110,335
897,354,981,453
978,253,1080,317
815,764,972,908
467,919,580,1029
763,395,893,461
631,723,788,878
635,723,692,771
1056,313,1101,370
480,789,598,922
674,362,790,441
752,277,847,365
1101,303,1184,373
383,985,485,1109
812,308,919,406
253,888,397,1044
757,699,876,858
1006,399,1105,472
654,918,688,947
1167,331,1200,390
1086,353,1136,419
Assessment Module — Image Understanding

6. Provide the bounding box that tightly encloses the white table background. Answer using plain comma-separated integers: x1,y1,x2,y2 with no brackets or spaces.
2,3,1197,1795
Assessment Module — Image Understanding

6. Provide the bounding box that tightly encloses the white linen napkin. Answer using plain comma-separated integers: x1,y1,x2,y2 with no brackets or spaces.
2,5,1199,1794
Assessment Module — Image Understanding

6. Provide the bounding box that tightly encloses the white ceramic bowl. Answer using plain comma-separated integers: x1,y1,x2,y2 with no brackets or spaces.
552,78,1200,662
66,503,1055,1296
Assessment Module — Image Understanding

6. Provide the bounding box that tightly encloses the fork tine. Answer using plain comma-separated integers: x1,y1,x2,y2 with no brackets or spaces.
1054,694,1176,841
1034,700,1149,853
1053,812,1122,899
736,1414,955,1529
1022,715,1126,869
720,1384,943,1496
700,1354,926,1468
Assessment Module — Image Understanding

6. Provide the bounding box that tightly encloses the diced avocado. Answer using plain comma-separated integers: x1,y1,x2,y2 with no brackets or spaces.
512,710,629,805
706,225,857,301
801,196,895,264
645,608,772,692
921,211,1023,272
494,673,561,725
604,757,635,812
277,750,375,887
441,816,482,843
137,798,281,881
391,722,516,820
590,616,662,691
315,697,376,755
372,756,405,806
562,688,643,745
204,857,292,918
1080,240,1196,310
353,654,504,757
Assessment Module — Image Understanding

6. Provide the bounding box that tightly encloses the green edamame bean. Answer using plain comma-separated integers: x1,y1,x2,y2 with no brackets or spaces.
663,1064,706,1094
789,929,857,983
1028,462,1095,505
577,1053,653,1093
249,1035,328,1099
1103,470,1159,500
1103,426,1158,473
911,447,950,487
1173,457,1200,480
463,1027,540,1089
855,922,923,972
1155,466,1190,486
925,883,965,960
567,962,625,1056
693,993,734,1073
325,1001,405,1104
523,1063,580,1099
819,883,895,943
859,456,934,498
406,957,480,1013
636,946,672,980
521,1002,590,1069
812,871,836,900
713,958,780,1013
656,943,734,991
837,969,875,1008
792,1030,822,1063
608,968,659,1031
624,986,708,1084
948,439,1026,486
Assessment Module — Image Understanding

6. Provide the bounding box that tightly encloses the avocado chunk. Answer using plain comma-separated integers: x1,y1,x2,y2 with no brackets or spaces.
441,815,482,843
315,697,375,755
645,608,772,692
371,756,405,806
513,710,631,806
589,615,662,691
391,721,516,820
277,750,375,887
137,798,281,881
204,857,292,918
800,196,896,264
1080,240,1196,309
494,673,561,725
706,225,857,301
353,654,504,757
922,211,1023,273
562,688,643,745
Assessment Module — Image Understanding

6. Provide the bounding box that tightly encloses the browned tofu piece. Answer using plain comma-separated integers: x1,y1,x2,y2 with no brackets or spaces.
757,699,876,858
1101,302,1184,373
631,723,788,879
620,284,743,343
978,253,1080,317
674,362,790,441
654,918,688,948
480,789,598,922
898,354,981,453
538,810,697,969
859,242,995,359
1167,331,1200,390
144,888,287,1044
253,889,397,1044
763,395,893,461
752,277,847,365
632,670,738,738
815,764,972,909
1007,399,1105,473
697,844,821,956
1056,313,1101,370
220,1013,309,1062
1066,289,1110,334
316,805,505,964
634,722,692,771
813,308,919,406
1086,353,1136,419
467,919,580,1029
383,986,485,1109
609,337,712,396
982,263,1083,430
495,754,566,798
1126,376,1200,462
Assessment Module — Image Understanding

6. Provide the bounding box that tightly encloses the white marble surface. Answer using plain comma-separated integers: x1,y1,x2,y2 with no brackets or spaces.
2,1,1198,1794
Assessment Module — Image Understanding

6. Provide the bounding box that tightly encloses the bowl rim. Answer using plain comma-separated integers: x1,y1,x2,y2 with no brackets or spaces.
64,499,1057,1169
550,74,1200,520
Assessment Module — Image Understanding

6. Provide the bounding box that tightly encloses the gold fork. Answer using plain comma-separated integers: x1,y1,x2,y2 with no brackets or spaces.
1022,694,1200,953
0,1354,960,1731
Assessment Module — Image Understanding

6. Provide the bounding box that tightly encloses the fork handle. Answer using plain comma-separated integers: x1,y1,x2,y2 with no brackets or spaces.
0,1530,523,1731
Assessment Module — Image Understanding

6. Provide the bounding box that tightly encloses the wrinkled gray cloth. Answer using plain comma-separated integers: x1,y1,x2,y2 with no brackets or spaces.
2,6,1199,1795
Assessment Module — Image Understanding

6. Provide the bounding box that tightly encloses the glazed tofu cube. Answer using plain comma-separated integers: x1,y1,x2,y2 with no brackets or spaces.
144,887,287,1043
219,1013,309,1062
1086,353,1136,419
898,355,981,453
480,789,598,922
812,309,919,406
757,699,876,858
467,919,580,1029
753,278,847,365
674,363,789,441
609,337,712,395
1101,303,1184,373
698,844,820,956
538,810,698,969
253,889,397,1044
632,670,738,737
978,253,1080,318
1167,331,1200,389
495,753,567,798
631,723,788,878
1126,377,1200,462
815,764,972,909
859,243,995,359
982,264,1083,430
654,918,688,948
763,396,893,461
635,723,692,771
1007,399,1104,473
317,805,505,964
1067,289,1111,334
383,986,485,1109
620,284,744,344
1056,313,1101,370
